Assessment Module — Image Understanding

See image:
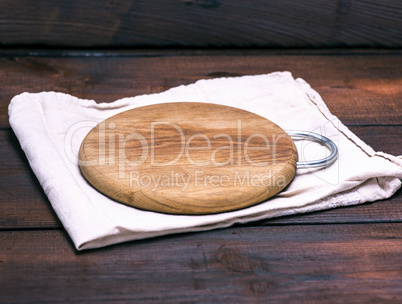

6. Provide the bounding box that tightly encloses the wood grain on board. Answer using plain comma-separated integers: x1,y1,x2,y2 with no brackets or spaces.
79,102,298,214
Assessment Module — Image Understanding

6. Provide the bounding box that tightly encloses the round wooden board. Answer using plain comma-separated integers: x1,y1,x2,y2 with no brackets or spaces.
79,102,298,215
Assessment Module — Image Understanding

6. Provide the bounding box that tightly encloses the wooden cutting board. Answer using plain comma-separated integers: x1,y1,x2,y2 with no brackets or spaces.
79,102,298,214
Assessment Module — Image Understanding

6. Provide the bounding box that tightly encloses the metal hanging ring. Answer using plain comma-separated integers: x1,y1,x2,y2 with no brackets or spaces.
286,131,338,169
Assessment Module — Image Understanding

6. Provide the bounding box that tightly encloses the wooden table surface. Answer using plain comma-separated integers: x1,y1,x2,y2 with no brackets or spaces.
0,49,401,303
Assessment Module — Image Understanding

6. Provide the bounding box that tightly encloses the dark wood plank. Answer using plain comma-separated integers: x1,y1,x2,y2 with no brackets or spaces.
1,126,400,230
0,131,60,229
348,126,402,156
0,224,401,303
1,52,401,128
0,0,401,47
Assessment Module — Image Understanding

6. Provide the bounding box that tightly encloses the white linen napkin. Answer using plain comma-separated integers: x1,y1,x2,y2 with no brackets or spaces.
9,72,402,250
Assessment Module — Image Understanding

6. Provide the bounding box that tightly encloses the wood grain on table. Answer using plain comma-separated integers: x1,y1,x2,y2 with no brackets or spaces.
0,0,401,48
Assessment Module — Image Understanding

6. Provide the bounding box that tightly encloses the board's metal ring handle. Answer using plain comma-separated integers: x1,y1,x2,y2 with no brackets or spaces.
285,131,338,169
